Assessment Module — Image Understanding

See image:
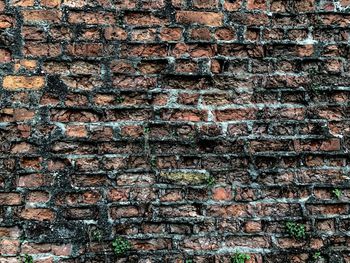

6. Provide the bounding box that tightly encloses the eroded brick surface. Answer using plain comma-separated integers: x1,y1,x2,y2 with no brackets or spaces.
0,0,350,262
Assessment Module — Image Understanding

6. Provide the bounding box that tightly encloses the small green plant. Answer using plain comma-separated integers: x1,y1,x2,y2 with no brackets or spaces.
185,260,193,263
92,229,103,242
112,236,132,257
206,176,215,188
116,96,125,104
20,254,33,263
312,252,322,261
332,189,342,199
144,127,150,134
285,221,306,240
231,251,250,263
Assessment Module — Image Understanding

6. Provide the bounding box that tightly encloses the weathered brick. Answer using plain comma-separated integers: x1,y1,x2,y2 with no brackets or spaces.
125,12,168,26
40,0,61,7
24,43,61,57
19,208,55,221
0,15,14,28
22,10,62,23
215,108,257,121
176,11,223,26
0,193,22,205
3,75,45,90
1,0,349,261
0,240,20,255
68,11,115,24
104,27,128,40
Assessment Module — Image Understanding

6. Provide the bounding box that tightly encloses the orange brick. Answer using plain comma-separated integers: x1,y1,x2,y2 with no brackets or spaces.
3,76,45,90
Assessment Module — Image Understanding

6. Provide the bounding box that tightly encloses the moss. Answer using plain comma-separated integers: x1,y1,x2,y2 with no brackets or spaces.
160,171,209,185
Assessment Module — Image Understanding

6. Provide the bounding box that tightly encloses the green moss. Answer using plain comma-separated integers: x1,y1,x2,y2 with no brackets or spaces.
160,171,209,185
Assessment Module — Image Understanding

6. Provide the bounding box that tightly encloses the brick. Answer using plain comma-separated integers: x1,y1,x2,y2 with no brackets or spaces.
160,27,183,41
212,187,232,201
215,108,257,121
40,0,61,7
307,204,348,215
104,27,127,40
224,0,242,10
18,174,51,188
21,243,51,254
0,15,14,29
247,0,267,10
52,244,72,256
0,193,22,205
3,76,45,90
0,240,20,255
131,28,156,42
26,191,50,203
19,208,55,221
9,0,34,6
295,0,315,12
23,43,61,57
66,125,87,138
68,11,115,25
14,59,37,72
215,27,236,40
176,11,223,26
244,221,262,233
66,43,107,57
161,109,208,122
22,10,62,23
0,49,11,63
190,27,211,40
125,12,168,26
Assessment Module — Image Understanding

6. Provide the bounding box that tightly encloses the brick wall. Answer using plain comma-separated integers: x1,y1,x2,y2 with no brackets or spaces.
1,0,350,262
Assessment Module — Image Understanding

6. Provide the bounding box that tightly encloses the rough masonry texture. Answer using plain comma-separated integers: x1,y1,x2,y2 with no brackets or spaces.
1,0,350,262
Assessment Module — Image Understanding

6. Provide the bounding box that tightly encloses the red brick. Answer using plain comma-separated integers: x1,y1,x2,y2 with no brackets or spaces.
161,109,207,122
244,221,262,233
307,204,348,215
18,174,50,188
10,0,34,6
192,0,218,8
68,11,115,24
0,240,20,255
131,28,157,42
22,10,62,23
176,11,223,26
0,193,22,205
0,15,14,29
247,0,267,10
295,0,315,11
215,108,257,121
23,43,61,57
52,244,72,256
26,191,50,203
104,27,127,40
66,125,87,138
40,0,61,7
215,27,236,40
224,0,242,10
160,27,183,41
190,27,211,41
125,12,168,26
212,187,232,201
66,43,106,57
0,49,11,63
19,208,55,221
